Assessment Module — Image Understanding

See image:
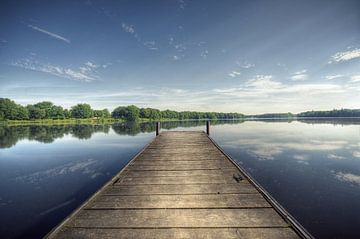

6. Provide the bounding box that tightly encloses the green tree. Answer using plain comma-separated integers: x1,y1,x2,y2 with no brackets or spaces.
27,105,46,119
70,104,93,118
49,105,64,119
112,105,140,121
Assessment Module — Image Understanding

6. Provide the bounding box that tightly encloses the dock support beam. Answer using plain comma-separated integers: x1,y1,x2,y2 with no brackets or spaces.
206,121,210,135
156,122,161,136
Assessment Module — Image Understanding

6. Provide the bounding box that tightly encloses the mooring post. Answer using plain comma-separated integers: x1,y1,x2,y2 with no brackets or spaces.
206,120,210,135
156,122,160,136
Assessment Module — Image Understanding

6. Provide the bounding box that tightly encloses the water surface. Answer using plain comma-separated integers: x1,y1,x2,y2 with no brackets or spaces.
0,120,359,238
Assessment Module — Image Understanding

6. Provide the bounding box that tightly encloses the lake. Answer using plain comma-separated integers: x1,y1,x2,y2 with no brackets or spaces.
0,119,359,238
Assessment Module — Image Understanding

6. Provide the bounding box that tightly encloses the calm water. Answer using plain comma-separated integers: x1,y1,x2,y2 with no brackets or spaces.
0,120,359,238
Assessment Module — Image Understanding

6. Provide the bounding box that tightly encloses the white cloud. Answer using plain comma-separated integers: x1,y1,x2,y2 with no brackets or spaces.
200,50,209,59
28,24,70,43
329,49,360,63
173,55,180,61
353,151,360,158
328,154,346,160
236,61,255,69
85,61,99,68
121,22,135,34
291,70,307,81
246,75,282,89
228,71,241,78
12,59,98,82
178,0,186,9
325,75,344,80
293,155,308,161
350,75,360,83
334,171,360,185
143,41,158,50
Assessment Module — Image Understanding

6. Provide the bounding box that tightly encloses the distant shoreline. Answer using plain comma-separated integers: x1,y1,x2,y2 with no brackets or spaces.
1,116,360,126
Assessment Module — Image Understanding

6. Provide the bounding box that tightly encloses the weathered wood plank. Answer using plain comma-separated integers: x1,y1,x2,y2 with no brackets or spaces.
87,194,270,209
123,169,242,178
131,160,233,167
117,175,243,185
128,164,233,170
104,183,258,195
51,227,299,239
69,208,288,228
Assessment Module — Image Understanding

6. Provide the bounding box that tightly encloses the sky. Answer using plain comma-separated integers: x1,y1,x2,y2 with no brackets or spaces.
1,0,360,114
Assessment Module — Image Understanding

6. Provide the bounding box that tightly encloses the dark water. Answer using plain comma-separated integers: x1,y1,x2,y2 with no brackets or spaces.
0,120,359,238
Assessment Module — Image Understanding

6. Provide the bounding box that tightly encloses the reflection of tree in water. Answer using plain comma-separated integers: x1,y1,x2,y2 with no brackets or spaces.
71,125,110,139
112,120,246,136
0,121,249,148
0,124,110,148
0,126,30,148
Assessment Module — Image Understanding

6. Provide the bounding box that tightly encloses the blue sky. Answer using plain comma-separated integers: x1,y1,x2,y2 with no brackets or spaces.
1,0,360,114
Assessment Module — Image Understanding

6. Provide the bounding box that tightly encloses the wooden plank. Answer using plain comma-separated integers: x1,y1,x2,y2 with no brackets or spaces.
68,208,288,228
87,194,271,209
131,160,233,167
52,227,299,239
128,164,233,171
123,169,242,177
117,175,243,185
103,183,258,195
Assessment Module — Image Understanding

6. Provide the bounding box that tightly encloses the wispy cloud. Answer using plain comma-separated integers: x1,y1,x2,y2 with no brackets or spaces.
121,22,158,50
178,0,186,10
334,171,360,185
325,74,344,80
236,61,255,69
12,59,98,82
228,71,241,78
350,75,360,83
28,24,70,43
121,22,140,42
329,48,360,63
200,50,208,59
85,61,99,69
328,154,346,160
121,22,135,34
291,70,307,81
143,41,158,50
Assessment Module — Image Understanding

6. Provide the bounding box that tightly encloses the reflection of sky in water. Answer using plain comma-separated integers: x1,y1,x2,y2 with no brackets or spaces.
1,121,360,238
211,121,360,238
0,127,153,238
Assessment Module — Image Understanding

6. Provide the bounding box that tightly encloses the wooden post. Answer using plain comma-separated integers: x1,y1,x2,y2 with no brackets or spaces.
206,121,210,135
156,122,160,136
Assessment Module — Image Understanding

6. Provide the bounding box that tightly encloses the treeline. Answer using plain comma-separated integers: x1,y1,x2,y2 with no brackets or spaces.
112,106,244,121
297,109,360,118
0,98,110,120
250,109,360,119
0,98,244,121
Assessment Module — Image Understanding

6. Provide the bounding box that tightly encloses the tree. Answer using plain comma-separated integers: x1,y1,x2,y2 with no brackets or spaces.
27,105,46,119
49,105,64,119
70,104,93,118
33,101,54,118
112,105,140,121
93,109,110,118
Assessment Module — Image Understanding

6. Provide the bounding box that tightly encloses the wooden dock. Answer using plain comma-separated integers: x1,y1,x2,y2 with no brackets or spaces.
46,130,312,239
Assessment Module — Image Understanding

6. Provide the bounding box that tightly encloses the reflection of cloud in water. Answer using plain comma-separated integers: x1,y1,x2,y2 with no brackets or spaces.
249,147,282,160
224,138,348,161
328,154,346,160
15,158,102,183
353,151,360,158
293,155,309,164
334,171,360,185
